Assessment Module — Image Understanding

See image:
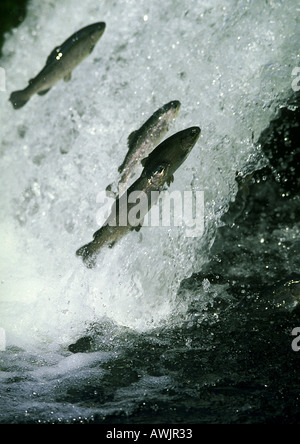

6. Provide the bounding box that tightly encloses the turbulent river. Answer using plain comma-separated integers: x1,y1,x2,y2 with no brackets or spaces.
0,0,299,424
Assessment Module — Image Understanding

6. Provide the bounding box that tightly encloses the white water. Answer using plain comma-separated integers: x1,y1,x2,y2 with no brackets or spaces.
0,0,298,351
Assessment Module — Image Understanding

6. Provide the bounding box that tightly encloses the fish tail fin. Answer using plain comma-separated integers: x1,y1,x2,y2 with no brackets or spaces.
76,242,97,268
9,90,30,109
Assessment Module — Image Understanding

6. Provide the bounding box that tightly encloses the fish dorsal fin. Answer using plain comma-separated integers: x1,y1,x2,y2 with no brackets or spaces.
46,45,62,65
167,175,174,187
127,130,139,149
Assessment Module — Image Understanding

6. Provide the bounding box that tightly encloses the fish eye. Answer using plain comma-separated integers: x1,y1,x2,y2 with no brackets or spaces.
169,100,180,110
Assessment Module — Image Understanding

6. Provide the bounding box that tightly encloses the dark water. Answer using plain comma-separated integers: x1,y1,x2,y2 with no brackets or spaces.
0,0,27,57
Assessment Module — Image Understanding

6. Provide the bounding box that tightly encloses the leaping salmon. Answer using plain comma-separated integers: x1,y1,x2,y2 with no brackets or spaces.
106,100,181,196
9,22,106,109
77,126,201,268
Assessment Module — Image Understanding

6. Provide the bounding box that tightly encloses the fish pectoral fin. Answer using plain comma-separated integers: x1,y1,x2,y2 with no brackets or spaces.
38,88,51,96
167,175,174,186
64,72,72,82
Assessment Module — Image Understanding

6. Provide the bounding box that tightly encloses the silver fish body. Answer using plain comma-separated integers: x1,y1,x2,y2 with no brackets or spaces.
141,126,201,185
77,162,170,268
77,126,201,268
9,22,106,109
106,100,181,196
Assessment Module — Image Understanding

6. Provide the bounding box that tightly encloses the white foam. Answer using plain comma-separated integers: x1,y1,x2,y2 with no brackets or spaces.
0,0,298,348
0,328,6,351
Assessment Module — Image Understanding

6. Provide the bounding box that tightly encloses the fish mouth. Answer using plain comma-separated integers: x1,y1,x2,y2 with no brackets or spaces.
190,126,201,135
172,100,181,117
170,100,181,109
161,100,181,120
95,22,106,31
188,126,201,142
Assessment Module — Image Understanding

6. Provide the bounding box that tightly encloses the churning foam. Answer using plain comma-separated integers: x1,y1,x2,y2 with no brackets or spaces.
0,0,298,348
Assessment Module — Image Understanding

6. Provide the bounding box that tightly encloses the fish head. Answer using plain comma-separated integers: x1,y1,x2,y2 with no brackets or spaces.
178,126,201,154
163,100,181,120
71,22,106,56
88,22,106,44
153,100,181,123
168,126,201,167
142,126,201,178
